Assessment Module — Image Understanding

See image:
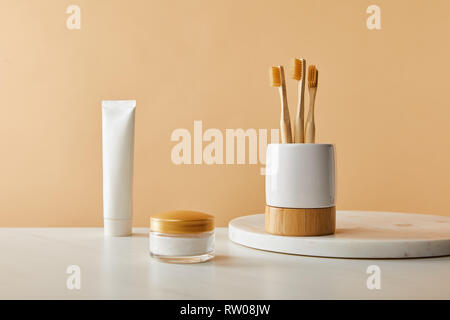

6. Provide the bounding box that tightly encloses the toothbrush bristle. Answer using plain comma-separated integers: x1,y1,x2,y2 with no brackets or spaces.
291,58,303,80
270,66,281,87
308,65,318,88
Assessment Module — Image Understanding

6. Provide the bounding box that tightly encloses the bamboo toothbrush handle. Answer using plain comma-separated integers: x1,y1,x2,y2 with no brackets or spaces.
280,87,292,143
294,80,305,143
305,87,316,143
279,67,292,143
280,119,292,143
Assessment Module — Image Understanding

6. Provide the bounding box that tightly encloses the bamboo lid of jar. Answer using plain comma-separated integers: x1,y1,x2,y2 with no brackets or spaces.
150,210,215,234
265,205,336,236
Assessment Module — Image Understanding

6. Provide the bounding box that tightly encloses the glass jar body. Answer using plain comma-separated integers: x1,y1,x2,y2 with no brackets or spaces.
149,230,215,263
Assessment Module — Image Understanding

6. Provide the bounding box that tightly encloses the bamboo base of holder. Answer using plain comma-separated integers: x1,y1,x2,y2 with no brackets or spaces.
265,205,336,236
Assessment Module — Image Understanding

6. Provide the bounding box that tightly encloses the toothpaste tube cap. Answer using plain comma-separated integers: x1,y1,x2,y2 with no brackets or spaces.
104,219,132,237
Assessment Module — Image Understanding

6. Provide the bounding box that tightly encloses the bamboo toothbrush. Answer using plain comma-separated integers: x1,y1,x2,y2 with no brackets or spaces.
270,66,292,143
305,65,318,143
291,58,306,143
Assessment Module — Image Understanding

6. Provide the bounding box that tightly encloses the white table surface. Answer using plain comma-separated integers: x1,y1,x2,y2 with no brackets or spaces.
0,227,449,299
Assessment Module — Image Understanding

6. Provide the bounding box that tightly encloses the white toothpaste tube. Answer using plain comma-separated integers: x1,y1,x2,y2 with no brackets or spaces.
102,100,136,236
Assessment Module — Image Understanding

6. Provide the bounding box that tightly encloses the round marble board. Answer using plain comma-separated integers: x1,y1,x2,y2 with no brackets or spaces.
228,211,450,258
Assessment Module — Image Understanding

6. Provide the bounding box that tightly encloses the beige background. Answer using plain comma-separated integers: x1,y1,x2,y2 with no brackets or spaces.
0,0,449,227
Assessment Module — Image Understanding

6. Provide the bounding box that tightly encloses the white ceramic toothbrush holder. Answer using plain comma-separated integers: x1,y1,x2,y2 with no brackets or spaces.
265,143,336,236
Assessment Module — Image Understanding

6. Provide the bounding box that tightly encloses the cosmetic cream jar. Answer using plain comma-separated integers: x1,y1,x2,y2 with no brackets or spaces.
149,210,215,263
